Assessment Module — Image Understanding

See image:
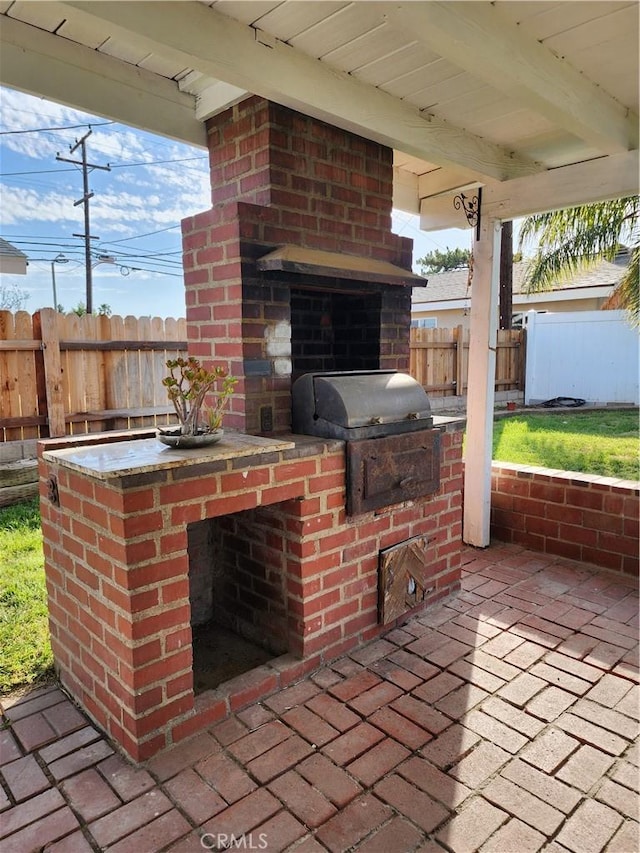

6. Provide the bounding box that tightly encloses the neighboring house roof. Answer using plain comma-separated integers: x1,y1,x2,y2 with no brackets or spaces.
412,258,625,307
0,238,28,275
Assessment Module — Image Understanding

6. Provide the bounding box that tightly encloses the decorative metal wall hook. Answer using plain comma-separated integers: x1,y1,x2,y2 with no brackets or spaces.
453,187,482,240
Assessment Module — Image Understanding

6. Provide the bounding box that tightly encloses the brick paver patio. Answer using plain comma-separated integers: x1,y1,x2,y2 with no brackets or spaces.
1,544,638,852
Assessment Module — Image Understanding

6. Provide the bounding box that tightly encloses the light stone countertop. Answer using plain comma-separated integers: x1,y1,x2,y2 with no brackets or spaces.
42,433,296,480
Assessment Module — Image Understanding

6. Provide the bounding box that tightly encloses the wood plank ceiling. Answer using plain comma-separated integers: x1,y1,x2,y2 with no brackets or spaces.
0,1,638,227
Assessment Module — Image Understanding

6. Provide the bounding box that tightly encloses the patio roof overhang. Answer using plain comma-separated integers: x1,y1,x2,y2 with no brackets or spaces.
0,0,637,545
1,2,637,222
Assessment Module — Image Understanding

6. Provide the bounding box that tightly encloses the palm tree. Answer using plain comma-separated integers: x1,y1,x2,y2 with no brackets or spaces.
519,196,639,326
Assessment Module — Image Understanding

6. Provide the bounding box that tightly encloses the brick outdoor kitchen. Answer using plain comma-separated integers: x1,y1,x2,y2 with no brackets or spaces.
36,97,638,764
38,98,466,761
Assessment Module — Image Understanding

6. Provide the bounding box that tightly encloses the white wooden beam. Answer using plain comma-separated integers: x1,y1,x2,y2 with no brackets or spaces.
418,168,482,201
463,216,502,547
392,167,420,215
386,1,638,154
62,1,540,182
418,150,639,231
179,76,249,122
482,150,639,220
0,16,206,148
420,192,479,233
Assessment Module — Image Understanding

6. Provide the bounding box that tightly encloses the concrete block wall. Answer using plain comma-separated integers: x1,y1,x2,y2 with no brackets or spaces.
39,423,463,761
491,462,639,576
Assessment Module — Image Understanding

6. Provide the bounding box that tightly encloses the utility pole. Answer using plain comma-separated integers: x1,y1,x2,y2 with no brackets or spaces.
56,129,110,314
499,221,513,330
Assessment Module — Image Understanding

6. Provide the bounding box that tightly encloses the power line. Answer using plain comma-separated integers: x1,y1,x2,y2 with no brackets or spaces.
101,251,182,264
28,256,184,278
101,225,181,243
0,228,178,241
2,230,182,250
18,239,184,266
2,167,78,176
0,121,115,135
113,156,206,169
1,155,207,177
11,252,182,270
10,237,183,262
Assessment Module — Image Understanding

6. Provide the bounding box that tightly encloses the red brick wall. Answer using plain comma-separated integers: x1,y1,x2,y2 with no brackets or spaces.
181,97,414,435
39,423,463,761
205,96,409,261
491,462,639,576
199,507,291,656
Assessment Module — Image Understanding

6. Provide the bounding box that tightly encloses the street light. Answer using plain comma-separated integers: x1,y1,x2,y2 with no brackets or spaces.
90,255,118,313
92,254,116,269
50,253,69,309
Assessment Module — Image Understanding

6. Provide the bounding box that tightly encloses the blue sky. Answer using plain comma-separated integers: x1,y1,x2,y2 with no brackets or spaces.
1,85,474,319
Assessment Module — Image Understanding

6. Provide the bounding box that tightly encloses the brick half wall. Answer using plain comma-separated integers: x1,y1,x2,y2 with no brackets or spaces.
38,423,463,761
491,462,639,576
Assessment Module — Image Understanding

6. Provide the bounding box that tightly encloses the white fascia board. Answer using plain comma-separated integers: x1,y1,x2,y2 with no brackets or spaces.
514,286,614,306
412,298,470,312
0,16,206,147
420,192,478,232
482,150,639,221
192,81,249,121
393,168,420,215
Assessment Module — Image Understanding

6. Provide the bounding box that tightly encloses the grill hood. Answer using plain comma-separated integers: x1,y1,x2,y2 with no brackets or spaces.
292,370,433,440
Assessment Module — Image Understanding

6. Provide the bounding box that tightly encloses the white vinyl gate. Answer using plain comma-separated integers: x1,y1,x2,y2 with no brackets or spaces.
524,310,639,405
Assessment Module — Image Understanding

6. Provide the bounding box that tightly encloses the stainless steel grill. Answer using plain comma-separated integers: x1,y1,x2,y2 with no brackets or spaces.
291,370,433,441
291,370,440,514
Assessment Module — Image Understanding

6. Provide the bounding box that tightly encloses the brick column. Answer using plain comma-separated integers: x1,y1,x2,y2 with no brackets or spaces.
181,97,416,435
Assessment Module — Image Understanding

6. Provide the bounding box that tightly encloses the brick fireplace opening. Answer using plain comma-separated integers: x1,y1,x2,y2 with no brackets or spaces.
188,504,292,693
290,288,382,376
38,96,464,761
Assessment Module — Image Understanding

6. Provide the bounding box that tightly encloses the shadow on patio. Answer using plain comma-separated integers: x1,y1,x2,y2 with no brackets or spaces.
1,543,638,852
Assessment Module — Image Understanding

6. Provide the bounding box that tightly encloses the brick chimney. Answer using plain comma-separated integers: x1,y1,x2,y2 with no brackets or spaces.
181,97,414,434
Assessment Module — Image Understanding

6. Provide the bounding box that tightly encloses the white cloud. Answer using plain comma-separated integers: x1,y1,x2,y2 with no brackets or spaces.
0,180,205,235
113,173,155,189
1,87,208,317
0,88,89,129
0,185,80,225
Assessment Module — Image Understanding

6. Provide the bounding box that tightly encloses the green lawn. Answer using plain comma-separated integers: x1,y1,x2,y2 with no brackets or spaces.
0,498,53,694
492,408,639,481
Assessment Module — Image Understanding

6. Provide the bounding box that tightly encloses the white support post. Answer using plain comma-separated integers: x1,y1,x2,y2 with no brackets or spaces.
463,216,502,546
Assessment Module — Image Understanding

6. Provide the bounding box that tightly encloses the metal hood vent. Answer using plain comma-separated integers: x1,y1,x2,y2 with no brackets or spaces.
257,245,427,287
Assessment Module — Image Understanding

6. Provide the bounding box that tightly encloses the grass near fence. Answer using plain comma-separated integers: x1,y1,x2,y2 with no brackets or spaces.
1,409,638,693
492,409,639,481
0,498,53,694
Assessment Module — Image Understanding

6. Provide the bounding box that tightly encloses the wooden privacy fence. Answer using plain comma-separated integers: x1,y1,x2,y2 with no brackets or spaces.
0,309,187,442
410,325,525,399
1,311,524,443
